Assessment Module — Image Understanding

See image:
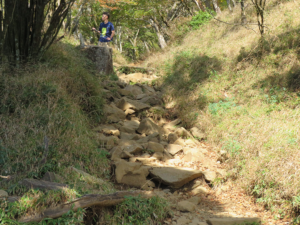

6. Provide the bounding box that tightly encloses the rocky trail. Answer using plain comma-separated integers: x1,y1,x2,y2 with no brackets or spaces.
96,66,291,225
0,64,291,224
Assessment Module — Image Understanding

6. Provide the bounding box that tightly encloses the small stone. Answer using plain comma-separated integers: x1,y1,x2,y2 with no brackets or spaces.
203,170,217,182
190,127,206,140
163,189,171,194
177,201,196,212
147,141,164,153
176,216,190,225
168,133,178,144
153,152,164,160
206,218,261,225
191,186,209,195
187,196,201,205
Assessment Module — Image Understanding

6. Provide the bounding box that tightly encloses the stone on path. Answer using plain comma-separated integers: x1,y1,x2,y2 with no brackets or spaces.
147,141,164,153
120,120,140,133
190,127,206,140
191,186,209,196
168,133,178,144
120,132,140,140
166,144,183,155
137,118,162,135
203,171,217,182
149,167,203,188
177,200,196,212
124,85,143,96
206,217,261,225
163,118,181,130
117,97,150,111
114,160,150,189
187,196,201,205
95,125,120,137
175,127,193,139
176,216,190,224
104,104,126,123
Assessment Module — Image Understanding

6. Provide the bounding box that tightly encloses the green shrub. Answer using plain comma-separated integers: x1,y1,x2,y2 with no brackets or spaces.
190,11,214,29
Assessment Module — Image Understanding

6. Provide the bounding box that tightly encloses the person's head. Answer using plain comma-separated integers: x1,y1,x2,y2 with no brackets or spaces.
102,12,110,21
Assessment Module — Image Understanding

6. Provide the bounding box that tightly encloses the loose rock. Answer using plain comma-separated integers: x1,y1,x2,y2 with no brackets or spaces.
114,160,150,188
177,200,196,212
166,144,183,155
149,167,203,188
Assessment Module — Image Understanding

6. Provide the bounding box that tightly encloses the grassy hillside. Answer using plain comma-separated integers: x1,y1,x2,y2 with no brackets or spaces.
0,39,114,196
143,0,300,219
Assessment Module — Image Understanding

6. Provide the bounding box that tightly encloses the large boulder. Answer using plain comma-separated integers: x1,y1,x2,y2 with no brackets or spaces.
94,124,120,137
83,46,113,75
114,160,151,189
149,167,203,188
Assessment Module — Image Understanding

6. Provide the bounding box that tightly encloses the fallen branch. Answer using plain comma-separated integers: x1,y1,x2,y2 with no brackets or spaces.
0,175,11,179
19,190,154,223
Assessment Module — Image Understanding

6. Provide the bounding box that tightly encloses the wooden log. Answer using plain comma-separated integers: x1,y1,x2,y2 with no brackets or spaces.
19,190,154,223
19,178,68,191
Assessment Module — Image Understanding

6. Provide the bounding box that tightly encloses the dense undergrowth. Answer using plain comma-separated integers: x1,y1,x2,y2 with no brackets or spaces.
144,0,300,222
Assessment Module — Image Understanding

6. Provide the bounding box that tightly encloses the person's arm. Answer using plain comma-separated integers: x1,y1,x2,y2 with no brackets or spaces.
107,30,115,40
106,24,115,40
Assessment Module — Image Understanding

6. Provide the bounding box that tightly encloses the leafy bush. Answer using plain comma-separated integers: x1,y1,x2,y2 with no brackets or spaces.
190,11,213,29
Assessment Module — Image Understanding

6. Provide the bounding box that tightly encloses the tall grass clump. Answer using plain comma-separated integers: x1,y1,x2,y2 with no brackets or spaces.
0,39,112,194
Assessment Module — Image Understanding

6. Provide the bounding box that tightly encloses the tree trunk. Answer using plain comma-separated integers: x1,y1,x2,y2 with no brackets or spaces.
231,0,236,8
241,0,247,24
203,0,212,10
211,0,222,14
149,19,167,49
0,0,75,65
194,0,206,12
227,0,232,11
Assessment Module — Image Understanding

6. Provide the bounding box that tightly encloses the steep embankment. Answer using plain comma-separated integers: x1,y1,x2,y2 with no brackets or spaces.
142,0,300,220
0,40,114,198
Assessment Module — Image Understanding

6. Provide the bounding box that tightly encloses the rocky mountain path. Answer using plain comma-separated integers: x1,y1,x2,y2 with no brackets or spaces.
97,66,290,225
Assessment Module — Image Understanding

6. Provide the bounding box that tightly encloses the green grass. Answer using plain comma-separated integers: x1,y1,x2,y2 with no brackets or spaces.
0,38,115,221
111,196,171,225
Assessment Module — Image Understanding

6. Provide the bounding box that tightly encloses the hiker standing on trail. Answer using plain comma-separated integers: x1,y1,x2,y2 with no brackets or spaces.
92,12,115,46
